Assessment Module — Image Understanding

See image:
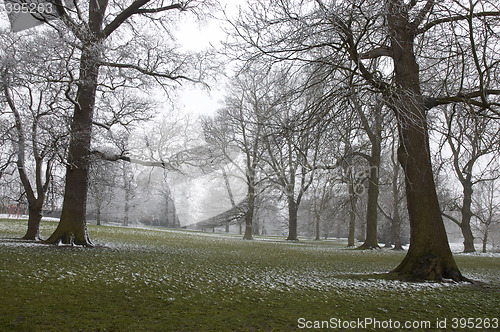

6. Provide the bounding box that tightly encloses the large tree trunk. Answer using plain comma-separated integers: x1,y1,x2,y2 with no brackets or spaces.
45,1,108,246
387,0,464,281
286,195,298,240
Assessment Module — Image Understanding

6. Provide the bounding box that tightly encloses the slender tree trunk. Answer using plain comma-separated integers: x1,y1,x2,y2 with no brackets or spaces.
358,219,366,242
124,180,130,227
482,228,488,253
45,1,108,246
387,0,463,281
4,73,49,242
315,213,320,240
359,162,380,249
392,211,403,250
23,203,43,241
357,101,382,249
243,186,255,240
222,169,234,233
347,192,357,247
391,154,403,250
96,203,101,226
286,195,298,240
460,183,476,252
384,222,393,248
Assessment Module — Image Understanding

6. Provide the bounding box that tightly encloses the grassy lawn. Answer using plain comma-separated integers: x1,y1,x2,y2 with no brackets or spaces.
1,219,499,331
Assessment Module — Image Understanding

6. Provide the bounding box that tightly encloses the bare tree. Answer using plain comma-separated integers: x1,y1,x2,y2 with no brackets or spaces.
229,0,500,281
378,125,406,250
1,31,69,240
260,68,323,241
472,179,500,253
308,173,336,241
88,160,120,225
203,68,272,239
438,104,500,252
41,0,214,245
350,94,385,249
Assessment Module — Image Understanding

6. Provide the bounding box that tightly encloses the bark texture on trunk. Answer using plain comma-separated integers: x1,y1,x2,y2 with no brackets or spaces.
460,184,476,252
243,185,255,240
356,101,382,249
23,205,43,241
45,1,108,246
387,0,464,281
286,195,298,240
315,214,320,241
359,162,380,249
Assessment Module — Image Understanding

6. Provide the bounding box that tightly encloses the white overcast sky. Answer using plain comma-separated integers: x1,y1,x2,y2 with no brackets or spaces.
176,0,245,116
0,0,246,116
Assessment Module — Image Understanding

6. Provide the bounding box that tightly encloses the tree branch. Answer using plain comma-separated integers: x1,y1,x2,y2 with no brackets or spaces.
417,11,500,35
99,61,199,84
442,211,461,226
359,46,393,59
411,0,435,30
136,4,184,14
101,1,183,39
425,89,500,109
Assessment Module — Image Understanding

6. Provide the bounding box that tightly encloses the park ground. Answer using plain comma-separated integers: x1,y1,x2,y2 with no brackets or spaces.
0,218,499,331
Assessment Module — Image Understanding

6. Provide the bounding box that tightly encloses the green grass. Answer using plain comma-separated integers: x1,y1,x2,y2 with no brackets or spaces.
1,219,499,331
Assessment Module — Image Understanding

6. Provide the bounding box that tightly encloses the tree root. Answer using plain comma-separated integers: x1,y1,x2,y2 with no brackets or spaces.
44,232,93,247
396,254,471,282
356,243,381,250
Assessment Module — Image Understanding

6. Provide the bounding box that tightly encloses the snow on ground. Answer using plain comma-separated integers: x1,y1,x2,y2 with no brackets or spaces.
2,217,499,303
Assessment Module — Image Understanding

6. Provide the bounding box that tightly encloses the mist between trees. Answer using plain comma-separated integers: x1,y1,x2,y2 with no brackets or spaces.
0,0,499,282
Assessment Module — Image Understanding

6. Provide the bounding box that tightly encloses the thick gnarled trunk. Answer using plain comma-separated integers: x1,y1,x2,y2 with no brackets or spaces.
387,0,464,281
